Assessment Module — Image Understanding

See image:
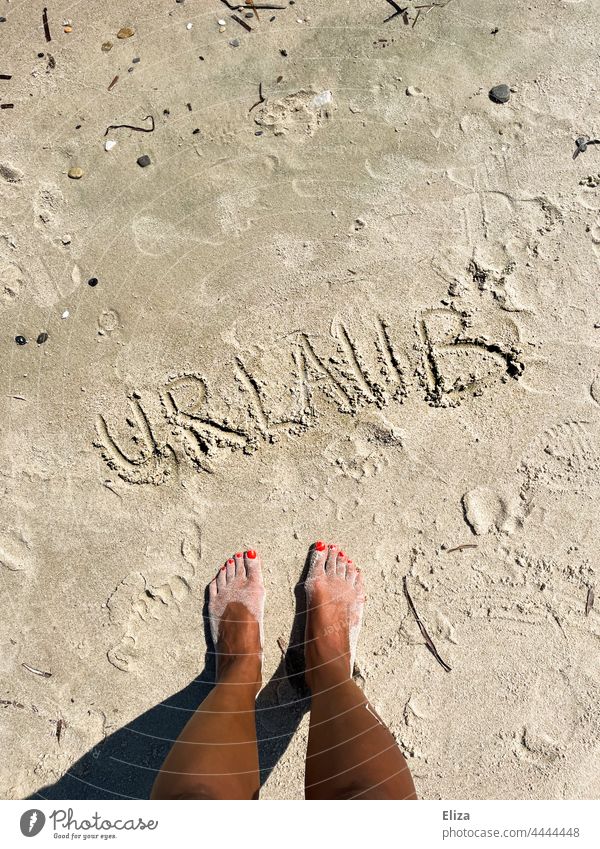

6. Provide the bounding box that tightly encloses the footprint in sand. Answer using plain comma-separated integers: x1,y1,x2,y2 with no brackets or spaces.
106,530,200,672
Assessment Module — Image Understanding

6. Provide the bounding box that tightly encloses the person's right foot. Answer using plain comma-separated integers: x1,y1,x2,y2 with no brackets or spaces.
304,542,365,690
208,550,265,689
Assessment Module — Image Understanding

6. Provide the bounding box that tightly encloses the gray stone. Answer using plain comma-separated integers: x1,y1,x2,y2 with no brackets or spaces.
489,84,510,104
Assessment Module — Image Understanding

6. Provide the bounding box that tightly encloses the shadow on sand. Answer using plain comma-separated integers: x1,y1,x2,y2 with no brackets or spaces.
31,557,313,800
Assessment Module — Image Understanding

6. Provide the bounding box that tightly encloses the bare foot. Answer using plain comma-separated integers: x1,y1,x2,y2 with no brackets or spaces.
304,542,365,691
208,550,265,689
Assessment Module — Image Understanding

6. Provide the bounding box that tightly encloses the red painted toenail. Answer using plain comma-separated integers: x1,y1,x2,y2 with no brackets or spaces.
227,559,234,565
328,544,336,549
315,540,326,551
235,552,243,558
348,559,353,564
246,549,257,559
339,550,345,557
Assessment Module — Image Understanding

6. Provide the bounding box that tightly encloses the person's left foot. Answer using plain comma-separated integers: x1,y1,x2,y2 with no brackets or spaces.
208,550,265,688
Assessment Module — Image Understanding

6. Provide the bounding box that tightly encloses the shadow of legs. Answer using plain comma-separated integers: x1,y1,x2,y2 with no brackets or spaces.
31,557,316,799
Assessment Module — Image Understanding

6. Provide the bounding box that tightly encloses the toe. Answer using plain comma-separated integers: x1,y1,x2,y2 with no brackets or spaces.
225,558,236,581
346,558,357,583
209,578,218,599
325,544,338,574
234,551,246,578
307,541,327,579
336,549,347,577
355,568,365,597
245,549,261,582
216,564,227,590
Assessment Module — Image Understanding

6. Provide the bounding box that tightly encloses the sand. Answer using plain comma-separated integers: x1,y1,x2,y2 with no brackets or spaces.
1,0,599,800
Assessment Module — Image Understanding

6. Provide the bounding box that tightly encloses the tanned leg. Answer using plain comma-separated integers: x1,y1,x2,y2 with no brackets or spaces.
151,550,265,800
304,542,417,800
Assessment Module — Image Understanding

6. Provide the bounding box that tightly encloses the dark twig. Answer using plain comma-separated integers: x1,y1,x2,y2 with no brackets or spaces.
0,103,14,109
56,718,65,743
42,7,51,42
403,576,452,673
103,115,155,136
0,74,12,80
446,543,478,554
249,81,265,112
220,0,285,9
585,585,594,616
383,0,407,23
232,13,252,32
107,75,119,91
385,0,453,25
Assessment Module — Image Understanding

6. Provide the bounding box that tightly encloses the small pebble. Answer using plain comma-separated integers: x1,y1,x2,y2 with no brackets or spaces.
219,26,226,33
229,38,240,47
406,86,424,97
105,139,117,151
245,11,253,18
15,335,27,346
186,22,193,30
37,332,49,345
280,48,288,57
88,277,99,287
132,56,140,63
64,25,73,33
217,19,226,26
192,128,200,134
137,154,151,168
68,167,84,179
101,41,113,52
61,234,71,244
61,310,69,319
489,84,511,104
0,17,6,23
117,27,135,39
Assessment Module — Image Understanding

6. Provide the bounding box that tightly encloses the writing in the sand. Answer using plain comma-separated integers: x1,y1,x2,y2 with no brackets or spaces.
95,310,524,485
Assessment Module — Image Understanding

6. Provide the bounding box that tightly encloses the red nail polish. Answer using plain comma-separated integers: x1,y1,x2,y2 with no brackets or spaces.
339,550,345,557
246,549,257,559
315,540,326,551
348,559,353,565
235,552,243,558
227,559,234,565
328,544,336,549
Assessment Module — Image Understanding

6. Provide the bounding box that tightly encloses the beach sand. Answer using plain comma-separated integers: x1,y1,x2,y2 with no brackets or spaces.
1,0,599,799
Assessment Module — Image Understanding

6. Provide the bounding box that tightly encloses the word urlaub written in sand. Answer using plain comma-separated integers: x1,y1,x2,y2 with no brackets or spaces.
95,307,524,484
